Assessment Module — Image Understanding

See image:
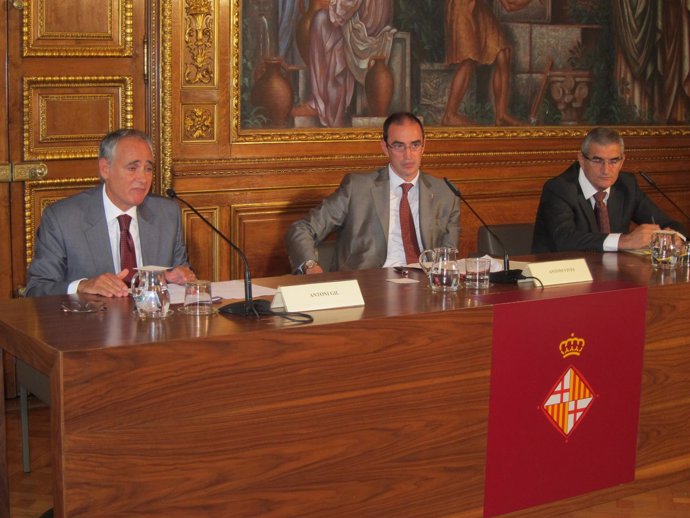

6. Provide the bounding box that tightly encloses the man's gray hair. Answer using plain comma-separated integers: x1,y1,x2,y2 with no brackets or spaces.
581,127,625,156
98,129,153,163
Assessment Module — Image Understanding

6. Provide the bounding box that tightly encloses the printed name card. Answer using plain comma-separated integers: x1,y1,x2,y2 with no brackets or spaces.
270,279,365,312
522,258,593,286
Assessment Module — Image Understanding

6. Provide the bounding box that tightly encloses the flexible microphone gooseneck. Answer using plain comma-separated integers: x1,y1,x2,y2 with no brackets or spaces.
639,172,690,222
443,178,525,284
166,188,271,317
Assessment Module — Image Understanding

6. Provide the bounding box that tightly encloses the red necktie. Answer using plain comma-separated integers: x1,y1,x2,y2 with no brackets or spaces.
593,191,611,233
400,183,421,264
117,214,137,285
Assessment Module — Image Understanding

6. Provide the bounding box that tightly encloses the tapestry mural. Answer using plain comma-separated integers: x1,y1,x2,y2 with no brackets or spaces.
240,0,690,129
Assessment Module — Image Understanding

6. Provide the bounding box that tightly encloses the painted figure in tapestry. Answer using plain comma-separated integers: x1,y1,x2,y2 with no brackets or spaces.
243,1,690,129
443,0,535,126
291,0,395,127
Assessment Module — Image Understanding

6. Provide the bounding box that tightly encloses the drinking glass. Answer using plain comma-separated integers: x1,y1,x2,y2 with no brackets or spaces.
649,231,679,269
181,280,214,315
419,247,460,292
465,257,491,289
131,267,171,318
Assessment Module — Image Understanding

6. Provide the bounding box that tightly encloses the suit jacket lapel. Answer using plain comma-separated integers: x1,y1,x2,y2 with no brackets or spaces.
418,174,434,248
372,168,390,242
575,179,598,231
137,196,158,265
84,187,115,273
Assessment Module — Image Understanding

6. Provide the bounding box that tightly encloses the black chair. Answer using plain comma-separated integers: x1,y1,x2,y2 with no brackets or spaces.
476,223,535,257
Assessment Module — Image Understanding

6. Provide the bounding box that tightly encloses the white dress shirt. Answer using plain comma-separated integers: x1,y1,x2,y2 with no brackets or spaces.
67,185,143,293
383,167,423,267
578,168,619,252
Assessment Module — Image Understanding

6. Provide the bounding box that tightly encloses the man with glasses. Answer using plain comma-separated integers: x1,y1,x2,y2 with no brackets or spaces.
532,127,685,253
285,112,460,273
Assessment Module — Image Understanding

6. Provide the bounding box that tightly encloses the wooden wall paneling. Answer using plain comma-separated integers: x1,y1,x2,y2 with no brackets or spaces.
231,202,307,278
7,0,149,299
181,204,223,281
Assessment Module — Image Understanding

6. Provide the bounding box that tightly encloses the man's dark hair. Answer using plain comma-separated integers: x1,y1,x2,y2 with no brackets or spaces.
382,112,425,143
99,129,153,163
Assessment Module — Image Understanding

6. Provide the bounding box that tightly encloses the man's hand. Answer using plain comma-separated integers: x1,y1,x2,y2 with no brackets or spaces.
77,270,130,297
305,264,324,274
618,223,661,250
165,265,197,284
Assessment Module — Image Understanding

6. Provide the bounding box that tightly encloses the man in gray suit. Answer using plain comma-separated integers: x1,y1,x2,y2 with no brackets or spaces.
285,112,460,273
25,129,195,297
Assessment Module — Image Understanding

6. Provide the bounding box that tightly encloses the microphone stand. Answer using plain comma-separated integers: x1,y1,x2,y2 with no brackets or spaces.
443,178,525,283
639,172,690,222
167,189,271,318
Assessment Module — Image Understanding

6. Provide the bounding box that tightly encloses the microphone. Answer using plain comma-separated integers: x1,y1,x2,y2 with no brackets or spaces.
639,172,690,222
166,188,271,317
443,178,525,284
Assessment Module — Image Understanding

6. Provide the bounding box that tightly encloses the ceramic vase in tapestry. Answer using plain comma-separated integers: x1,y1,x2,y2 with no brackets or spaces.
295,0,329,66
365,56,394,117
251,58,293,128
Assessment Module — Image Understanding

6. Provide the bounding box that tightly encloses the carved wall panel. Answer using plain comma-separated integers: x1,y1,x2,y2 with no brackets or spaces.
230,202,304,279
181,206,221,281
182,0,216,87
182,105,216,141
22,76,134,160
23,0,133,56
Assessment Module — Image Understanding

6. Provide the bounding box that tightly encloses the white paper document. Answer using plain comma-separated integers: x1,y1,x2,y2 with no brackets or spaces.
168,280,276,304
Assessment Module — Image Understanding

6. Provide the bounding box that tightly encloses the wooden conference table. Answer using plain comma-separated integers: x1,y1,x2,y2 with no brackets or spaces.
0,252,689,517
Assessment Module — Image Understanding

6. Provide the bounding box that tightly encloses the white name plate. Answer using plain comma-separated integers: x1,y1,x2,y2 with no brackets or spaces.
271,279,365,312
522,258,593,286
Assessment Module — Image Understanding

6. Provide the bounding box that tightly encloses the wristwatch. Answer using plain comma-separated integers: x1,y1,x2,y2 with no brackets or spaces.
302,259,318,273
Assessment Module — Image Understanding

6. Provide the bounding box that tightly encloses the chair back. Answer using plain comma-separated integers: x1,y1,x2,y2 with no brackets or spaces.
476,223,535,256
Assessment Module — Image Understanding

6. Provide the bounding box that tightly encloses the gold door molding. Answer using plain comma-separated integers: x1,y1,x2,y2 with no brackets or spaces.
23,76,134,161
22,0,134,57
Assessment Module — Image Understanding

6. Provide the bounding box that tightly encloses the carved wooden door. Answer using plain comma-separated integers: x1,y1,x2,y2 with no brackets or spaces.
1,0,150,295
0,0,151,393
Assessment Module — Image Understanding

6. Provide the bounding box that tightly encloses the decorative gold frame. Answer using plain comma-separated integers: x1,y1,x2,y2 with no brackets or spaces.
23,0,133,57
23,76,134,161
222,0,690,143
157,0,690,189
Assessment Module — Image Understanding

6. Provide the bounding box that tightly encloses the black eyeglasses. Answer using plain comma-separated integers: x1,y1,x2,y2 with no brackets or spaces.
386,141,423,153
582,153,623,167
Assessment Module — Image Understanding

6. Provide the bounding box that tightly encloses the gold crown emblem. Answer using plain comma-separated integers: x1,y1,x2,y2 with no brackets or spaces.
559,333,585,358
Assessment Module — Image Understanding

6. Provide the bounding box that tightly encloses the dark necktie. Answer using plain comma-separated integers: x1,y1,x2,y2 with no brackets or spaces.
117,214,137,285
400,183,421,264
593,191,611,234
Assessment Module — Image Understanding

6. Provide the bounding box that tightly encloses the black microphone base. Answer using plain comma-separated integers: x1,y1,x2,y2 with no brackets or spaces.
489,269,526,284
219,299,273,317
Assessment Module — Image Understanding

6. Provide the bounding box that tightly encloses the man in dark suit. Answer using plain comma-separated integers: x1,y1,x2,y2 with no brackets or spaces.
532,127,685,253
25,129,195,297
285,112,460,273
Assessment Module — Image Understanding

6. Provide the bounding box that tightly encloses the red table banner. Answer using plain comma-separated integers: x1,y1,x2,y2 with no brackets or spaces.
484,285,647,516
